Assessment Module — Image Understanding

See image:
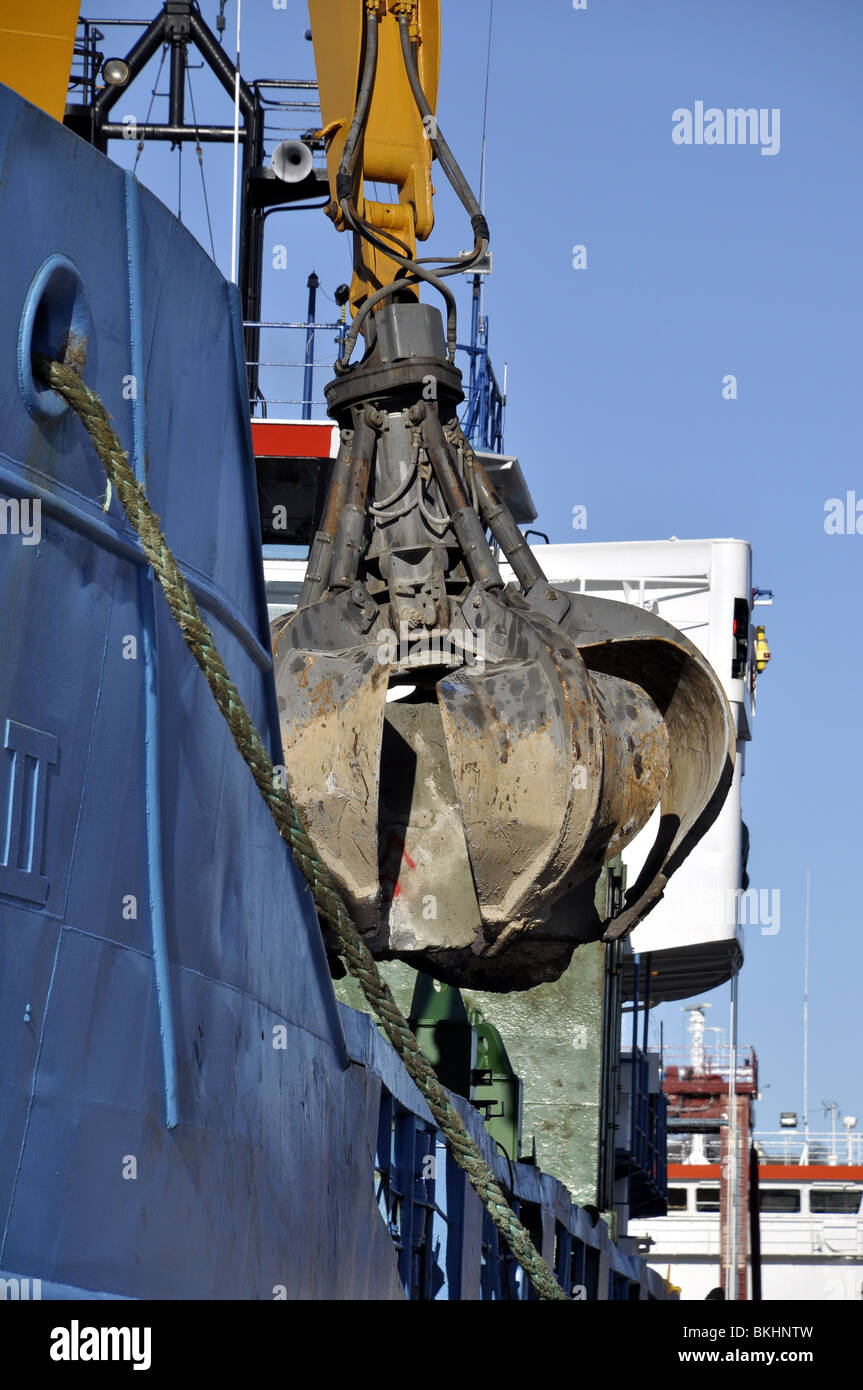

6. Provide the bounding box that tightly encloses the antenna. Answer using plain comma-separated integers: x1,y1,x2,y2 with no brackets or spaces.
479,0,493,216
802,869,810,1164
821,1100,839,1166
477,0,494,327
682,1004,711,1167
682,1002,711,1073
843,1115,858,1165
727,968,739,1299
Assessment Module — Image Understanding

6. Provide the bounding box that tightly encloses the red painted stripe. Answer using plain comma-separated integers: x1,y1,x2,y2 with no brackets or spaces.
759,1165,863,1181
668,1164,863,1181
251,420,334,458
668,1166,719,1179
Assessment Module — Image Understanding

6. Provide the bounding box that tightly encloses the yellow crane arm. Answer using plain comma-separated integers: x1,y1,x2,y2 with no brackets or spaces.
0,2,81,122
307,0,441,315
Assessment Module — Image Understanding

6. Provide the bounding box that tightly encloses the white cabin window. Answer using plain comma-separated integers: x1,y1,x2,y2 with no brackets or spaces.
667,1187,688,1211
809,1188,861,1214
760,1188,801,1213
695,1186,719,1212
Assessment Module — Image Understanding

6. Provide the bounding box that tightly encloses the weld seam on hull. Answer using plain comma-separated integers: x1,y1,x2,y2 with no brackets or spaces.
125,170,178,1132
0,928,64,1263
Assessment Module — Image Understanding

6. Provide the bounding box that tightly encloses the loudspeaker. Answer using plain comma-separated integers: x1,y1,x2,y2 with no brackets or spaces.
271,140,314,184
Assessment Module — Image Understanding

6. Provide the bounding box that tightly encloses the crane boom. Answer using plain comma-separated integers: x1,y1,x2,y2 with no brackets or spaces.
309,0,440,314
0,2,81,121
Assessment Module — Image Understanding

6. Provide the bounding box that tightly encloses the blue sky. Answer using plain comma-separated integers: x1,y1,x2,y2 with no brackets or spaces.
94,0,862,1139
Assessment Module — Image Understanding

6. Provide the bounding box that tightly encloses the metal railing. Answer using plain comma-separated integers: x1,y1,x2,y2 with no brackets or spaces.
68,20,107,104
248,320,507,436
667,1135,723,1166
666,1131,863,1168
662,1045,757,1088
254,78,327,170
246,320,347,418
753,1131,863,1168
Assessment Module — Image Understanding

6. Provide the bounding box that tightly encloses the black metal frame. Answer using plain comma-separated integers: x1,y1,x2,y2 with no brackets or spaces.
64,2,328,402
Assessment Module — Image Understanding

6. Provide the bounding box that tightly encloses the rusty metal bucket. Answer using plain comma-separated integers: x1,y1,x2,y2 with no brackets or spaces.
272,582,733,990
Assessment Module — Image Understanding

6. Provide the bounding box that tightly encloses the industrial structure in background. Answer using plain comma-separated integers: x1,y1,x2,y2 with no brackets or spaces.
629,1010,863,1301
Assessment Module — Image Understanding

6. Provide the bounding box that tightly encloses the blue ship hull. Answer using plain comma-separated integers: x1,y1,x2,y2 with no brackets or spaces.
0,84,664,1301
0,82,405,1299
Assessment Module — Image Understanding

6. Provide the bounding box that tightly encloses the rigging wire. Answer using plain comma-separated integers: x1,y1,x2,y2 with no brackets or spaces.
479,0,494,214
472,0,495,357
185,57,218,261
133,41,168,174
455,1,495,435
177,140,183,223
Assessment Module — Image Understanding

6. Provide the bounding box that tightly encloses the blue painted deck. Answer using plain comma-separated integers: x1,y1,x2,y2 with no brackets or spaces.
0,84,665,1301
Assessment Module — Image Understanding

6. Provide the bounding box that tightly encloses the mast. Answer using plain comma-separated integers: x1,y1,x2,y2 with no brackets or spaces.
802,868,810,1164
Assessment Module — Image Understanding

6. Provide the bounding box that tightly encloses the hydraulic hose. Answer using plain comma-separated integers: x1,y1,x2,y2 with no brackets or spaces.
422,409,503,591
336,9,379,196
397,14,490,259
339,17,487,283
468,444,546,594
336,270,458,370
333,7,489,368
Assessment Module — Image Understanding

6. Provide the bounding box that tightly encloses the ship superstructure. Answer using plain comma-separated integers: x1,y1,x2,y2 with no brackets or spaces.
632,1104,863,1300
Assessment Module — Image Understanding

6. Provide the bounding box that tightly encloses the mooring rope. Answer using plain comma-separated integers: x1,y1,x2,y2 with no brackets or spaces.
34,355,568,1302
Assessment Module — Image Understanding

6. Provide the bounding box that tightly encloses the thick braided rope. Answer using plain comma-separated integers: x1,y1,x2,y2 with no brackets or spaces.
35,356,568,1302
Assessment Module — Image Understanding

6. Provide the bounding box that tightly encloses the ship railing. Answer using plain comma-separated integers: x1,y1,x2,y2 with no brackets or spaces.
247,320,507,440
368,1065,669,1300
666,1131,863,1167
69,17,167,107
662,1045,757,1088
68,19,106,105
245,320,347,419
752,1131,863,1168
255,79,328,175
667,1135,723,1165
